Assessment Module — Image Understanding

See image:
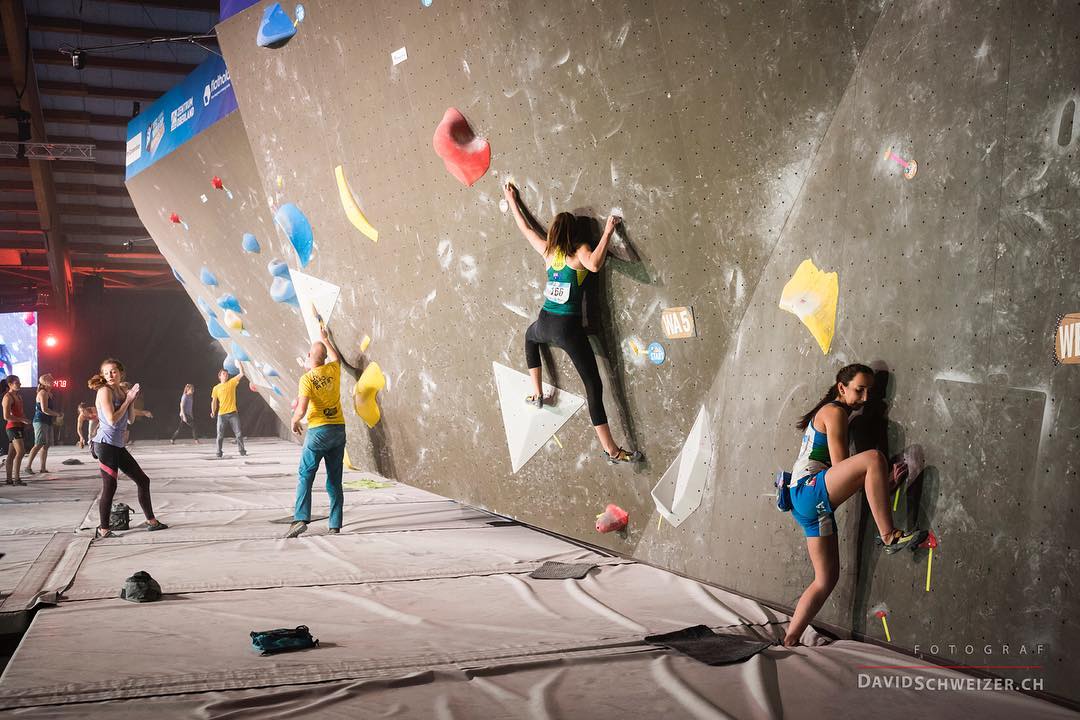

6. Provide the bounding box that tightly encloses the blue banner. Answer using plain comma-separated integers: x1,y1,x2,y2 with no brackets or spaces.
125,54,238,180
220,0,259,22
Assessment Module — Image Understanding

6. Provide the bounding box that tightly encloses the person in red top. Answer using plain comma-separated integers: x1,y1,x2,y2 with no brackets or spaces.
3,375,29,486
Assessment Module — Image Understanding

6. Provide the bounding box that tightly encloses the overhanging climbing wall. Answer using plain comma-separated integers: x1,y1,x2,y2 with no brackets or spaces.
126,0,1080,705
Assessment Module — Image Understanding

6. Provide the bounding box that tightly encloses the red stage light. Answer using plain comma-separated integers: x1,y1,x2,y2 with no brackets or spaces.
44,334,58,348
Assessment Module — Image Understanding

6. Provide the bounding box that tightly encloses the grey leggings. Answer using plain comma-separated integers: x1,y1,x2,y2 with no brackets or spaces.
216,412,245,454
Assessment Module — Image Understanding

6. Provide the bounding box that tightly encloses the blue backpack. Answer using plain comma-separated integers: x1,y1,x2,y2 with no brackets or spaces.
774,471,792,512
250,626,318,655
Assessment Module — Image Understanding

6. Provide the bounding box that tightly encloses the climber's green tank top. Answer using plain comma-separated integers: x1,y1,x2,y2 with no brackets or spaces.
542,249,589,316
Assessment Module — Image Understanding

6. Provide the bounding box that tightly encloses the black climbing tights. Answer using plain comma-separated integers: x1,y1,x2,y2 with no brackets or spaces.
95,441,155,528
170,418,197,441
525,310,607,426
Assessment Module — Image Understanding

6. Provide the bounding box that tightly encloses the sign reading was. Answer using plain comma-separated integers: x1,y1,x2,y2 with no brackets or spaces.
1055,313,1080,365
661,306,696,339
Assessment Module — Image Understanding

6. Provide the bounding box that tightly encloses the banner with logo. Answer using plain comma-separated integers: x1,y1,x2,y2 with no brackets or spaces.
125,54,237,180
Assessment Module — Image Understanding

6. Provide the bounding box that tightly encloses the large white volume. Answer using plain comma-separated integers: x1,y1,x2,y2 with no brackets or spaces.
492,362,585,473
651,405,713,527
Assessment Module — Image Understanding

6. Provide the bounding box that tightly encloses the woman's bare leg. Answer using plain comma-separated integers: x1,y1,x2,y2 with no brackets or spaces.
593,423,620,455
784,535,839,646
529,367,543,398
824,449,896,538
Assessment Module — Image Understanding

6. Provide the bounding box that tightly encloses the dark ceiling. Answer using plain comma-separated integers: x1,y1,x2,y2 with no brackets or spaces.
1,0,219,315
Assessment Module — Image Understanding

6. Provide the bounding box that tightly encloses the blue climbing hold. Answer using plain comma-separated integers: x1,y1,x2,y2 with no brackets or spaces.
262,363,280,378
197,297,217,318
172,268,184,284
267,258,290,278
274,203,313,267
200,267,218,286
270,275,299,306
206,316,229,339
230,341,251,362
217,293,244,313
242,233,261,253
272,385,284,397
256,3,297,47
223,354,240,375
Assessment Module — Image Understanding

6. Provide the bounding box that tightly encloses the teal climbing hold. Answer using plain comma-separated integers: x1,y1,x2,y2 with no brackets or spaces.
262,363,280,378
256,3,297,47
274,203,313,267
200,267,218,286
223,354,240,374
197,297,217,318
272,385,284,396
270,275,299,306
230,342,251,362
267,259,290,278
242,233,261,253
217,293,244,313
172,268,184,284
206,316,229,339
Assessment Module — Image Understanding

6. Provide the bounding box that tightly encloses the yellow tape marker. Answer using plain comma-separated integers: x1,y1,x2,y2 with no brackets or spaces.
628,339,641,355
359,334,371,352
551,434,563,449
880,616,891,642
892,486,900,511
925,547,934,592
658,515,663,531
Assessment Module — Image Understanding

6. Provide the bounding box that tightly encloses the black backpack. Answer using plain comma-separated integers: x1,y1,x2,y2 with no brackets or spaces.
110,502,132,530
250,626,318,655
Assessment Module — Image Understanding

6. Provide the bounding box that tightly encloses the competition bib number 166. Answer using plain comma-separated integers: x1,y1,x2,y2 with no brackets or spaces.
544,281,571,304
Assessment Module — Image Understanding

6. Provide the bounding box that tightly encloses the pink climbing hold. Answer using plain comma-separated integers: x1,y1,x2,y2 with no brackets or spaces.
432,107,491,187
169,213,181,224
595,504,629,533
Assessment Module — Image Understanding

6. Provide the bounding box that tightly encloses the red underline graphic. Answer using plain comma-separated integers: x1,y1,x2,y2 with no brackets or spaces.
855,669,1041,673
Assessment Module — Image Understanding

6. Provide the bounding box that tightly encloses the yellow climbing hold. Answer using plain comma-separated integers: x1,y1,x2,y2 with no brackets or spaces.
779,258,839,355
334,164,379,242
223,309,243,332
352,361,386,428
359,334,371,352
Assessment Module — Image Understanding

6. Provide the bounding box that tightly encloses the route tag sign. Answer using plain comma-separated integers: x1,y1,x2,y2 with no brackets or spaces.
661,306,696,339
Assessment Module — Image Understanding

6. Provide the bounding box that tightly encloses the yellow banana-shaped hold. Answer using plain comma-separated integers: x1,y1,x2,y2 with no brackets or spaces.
352,361,386,428
334,164,379,242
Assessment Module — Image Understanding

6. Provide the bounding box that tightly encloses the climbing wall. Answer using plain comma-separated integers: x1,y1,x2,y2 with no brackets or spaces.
126,0,1079,705
125,111,301,433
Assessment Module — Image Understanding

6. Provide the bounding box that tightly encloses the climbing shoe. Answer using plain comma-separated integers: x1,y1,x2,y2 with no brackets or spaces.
285,521,308,539
524,393,553,409
327,528,340,535
878,529,929,554
604,448,643,465
147,520,169,532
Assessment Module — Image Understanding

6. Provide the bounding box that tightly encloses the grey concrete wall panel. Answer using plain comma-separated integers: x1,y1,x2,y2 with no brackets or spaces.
137,0,1080,704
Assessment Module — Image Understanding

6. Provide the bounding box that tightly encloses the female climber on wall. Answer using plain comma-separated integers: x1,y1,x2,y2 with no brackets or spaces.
783,363,927,646
503,181,642,465
88,359,167,539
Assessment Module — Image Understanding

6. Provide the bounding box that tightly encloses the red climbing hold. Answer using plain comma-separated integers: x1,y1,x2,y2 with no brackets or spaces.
595,503,629,533
211,176,224,190
919,530,938,550
169,213,181,224
432,108,491,187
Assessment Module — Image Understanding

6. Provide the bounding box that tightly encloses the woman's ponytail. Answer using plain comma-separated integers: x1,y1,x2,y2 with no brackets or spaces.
796,363,873,429
88,374,107,390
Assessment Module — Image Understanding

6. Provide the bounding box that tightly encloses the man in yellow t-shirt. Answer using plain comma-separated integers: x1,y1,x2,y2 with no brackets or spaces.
210,363,246,458
285,325,346,538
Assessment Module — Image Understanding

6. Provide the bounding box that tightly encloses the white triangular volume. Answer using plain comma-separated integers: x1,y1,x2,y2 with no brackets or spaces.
651,405,713,527
492,362,585,473
289,269,341,343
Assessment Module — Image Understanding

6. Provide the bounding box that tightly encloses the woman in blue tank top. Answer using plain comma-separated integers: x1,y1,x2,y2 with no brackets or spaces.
88,358,167,539
24,373,60,474
503,182,642,465
783,364,927,646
